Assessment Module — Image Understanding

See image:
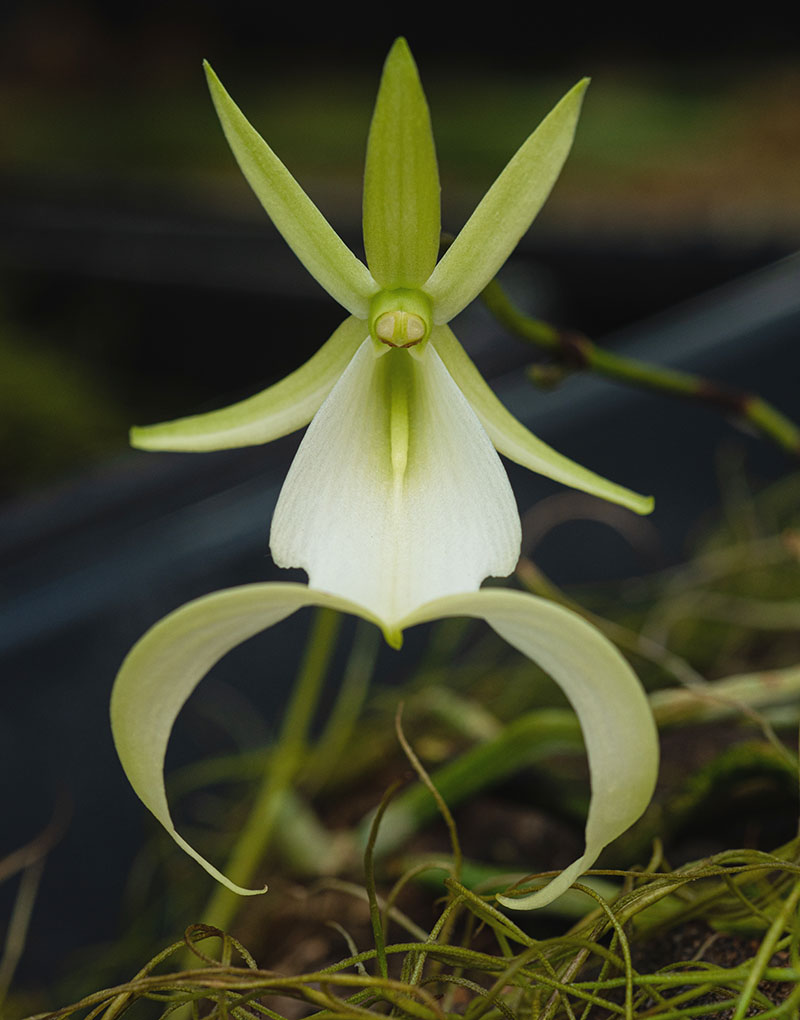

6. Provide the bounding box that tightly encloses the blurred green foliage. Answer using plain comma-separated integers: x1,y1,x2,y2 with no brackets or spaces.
0,302,125,495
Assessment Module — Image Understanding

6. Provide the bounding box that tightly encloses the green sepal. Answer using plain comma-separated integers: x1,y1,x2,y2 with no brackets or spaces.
362,38,441,289
433,325,654,515
425,79,589,324
205,62,377,316
130,316,367,452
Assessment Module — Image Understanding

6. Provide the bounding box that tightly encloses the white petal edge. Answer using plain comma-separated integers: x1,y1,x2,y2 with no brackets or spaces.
111,583,382,895
424,79,589,325
205,63,378,318
270,339,521,627
400,587,659,910
130,316,367,452
433,326,654,516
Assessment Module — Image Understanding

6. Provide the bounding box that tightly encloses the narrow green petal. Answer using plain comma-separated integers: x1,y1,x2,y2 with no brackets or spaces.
270,340,520,628
362,38,440,288
204,62,377,316
130,316,366,452
425,79,589,324
400,587,659,910
110,583,381,894
434,326,654,515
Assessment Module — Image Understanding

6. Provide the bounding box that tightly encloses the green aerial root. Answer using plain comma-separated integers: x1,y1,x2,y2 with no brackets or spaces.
31,840,800,1020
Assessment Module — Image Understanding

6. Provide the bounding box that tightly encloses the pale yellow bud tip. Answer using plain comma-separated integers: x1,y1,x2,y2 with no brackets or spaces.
375,311,427,348
369,288,432,349
406,314,425,342
376,312,398,342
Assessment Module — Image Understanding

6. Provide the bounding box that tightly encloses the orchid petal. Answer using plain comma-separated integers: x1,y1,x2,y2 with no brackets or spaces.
130,316,366,452
110,582,380,894
363,38,440,289
270,340,521,630
400,587,659,910
425,79,589,324
205,62,377,317
434,326,654,515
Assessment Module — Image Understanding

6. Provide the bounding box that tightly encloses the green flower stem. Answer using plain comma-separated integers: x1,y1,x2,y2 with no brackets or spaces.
480,279,800,457
303,621,381,794
200,607,342,932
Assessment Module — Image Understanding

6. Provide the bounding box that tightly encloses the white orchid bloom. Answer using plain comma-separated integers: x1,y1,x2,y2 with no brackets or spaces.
131,39,652,629
112,39,658,910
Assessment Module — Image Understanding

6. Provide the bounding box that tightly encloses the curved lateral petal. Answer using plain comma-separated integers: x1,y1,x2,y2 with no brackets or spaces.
425,79,589,325
400,587,659,910
362,38,440,288
205,62,377,317
270,339,521,630
111,582,380,894
434,326,654,515
131,316,366,452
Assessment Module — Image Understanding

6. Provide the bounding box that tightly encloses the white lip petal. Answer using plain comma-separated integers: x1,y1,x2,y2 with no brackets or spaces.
270,340,521,628
401,587,659,910
111,582,380,895
113,581,656,901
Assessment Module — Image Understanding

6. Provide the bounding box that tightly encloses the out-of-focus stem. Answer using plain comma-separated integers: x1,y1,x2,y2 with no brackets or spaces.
200,607,342,933
481,279,800,457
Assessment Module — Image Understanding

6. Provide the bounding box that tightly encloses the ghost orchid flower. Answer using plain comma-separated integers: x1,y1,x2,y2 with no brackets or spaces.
130,39,652,629
112,40,659,911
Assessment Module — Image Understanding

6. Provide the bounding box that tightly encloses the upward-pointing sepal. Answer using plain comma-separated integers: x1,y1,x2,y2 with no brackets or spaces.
362,37,441,290
205,61,378,317
425,78,589,325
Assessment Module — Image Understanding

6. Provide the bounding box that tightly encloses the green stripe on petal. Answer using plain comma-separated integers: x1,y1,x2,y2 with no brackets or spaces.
205,62,378,317
130,316,367,452
425,79,589,325
363,38,441,289
110,583,381,895
399,587,659,910
434,326,654,515
270,340,521,628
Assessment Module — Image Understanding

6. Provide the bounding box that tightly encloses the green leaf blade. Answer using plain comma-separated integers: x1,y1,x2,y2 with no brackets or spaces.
362,38,441,289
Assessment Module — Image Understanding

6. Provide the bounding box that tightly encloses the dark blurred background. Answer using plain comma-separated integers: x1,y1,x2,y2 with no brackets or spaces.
1,1,799,1008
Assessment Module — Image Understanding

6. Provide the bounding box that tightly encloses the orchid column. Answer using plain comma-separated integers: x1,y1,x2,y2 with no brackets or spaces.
112,39,659,910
